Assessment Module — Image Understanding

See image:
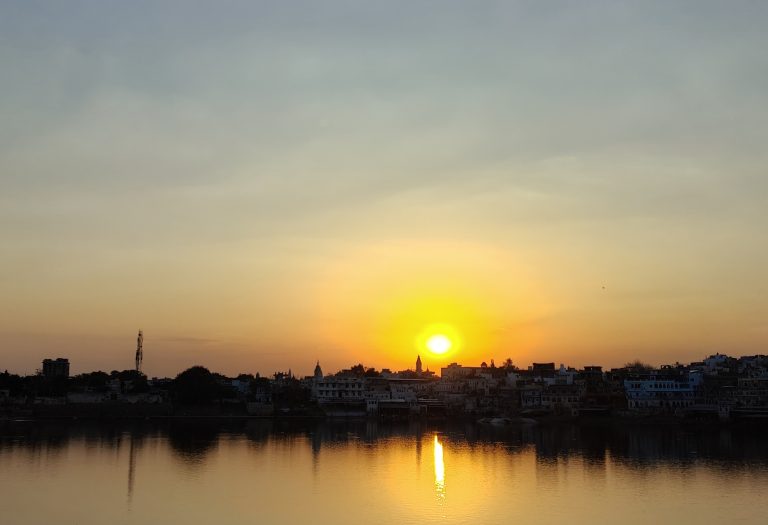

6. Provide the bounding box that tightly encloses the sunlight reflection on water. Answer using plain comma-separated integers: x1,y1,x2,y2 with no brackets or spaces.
433,434,445,499
2,421,768,525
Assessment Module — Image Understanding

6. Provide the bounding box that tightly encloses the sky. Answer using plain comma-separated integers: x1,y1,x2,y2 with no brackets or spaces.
1,1,767,377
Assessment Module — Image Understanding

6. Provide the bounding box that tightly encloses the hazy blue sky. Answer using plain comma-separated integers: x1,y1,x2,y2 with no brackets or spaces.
1,1,767,376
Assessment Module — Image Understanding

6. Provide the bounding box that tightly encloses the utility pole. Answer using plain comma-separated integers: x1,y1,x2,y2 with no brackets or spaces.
135,330,143,373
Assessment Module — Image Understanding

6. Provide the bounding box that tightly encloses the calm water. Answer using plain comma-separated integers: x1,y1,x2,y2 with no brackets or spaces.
1,420,768,525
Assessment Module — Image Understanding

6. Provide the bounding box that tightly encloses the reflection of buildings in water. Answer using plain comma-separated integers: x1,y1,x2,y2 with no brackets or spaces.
243,420,273,445
167,423,218,467
534,424,581,461
532,426,607,489
433,435,445,499
311,427,322,477
534,455,561,489
717,428,733,453
310,428,322,457
572,426,608,484
415,434,422,466
1,424,75,465
623,428,705,465
582,452,607,486
364,420,379,443
127,434,137,504
520,425,538,444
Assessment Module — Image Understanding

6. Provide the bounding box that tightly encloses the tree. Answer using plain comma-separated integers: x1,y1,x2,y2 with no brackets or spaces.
70,371,110,392
129,374,150,394
624,360,654,372
0,371,25,397
102,369,149,394
172,366,220,405
110,369,145,382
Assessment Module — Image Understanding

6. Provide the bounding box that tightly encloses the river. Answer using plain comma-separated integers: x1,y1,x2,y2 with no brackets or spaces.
1,420,767,524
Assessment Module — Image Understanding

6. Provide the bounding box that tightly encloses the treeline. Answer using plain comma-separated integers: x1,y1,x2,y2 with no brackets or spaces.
0,366,312,410
172,366,311,409
0,369,149,397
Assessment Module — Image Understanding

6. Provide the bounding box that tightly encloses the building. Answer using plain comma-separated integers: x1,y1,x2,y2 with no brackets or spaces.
541,384,584,411
311,361,367,403
312,376,366,402
624,369,703,411
42,358,70,378
441,362,503,381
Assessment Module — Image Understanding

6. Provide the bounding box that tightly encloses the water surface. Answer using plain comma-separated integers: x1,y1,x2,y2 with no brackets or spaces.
1,420,767,524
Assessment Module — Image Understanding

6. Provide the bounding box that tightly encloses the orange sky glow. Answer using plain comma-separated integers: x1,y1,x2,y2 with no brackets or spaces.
1,3,767,377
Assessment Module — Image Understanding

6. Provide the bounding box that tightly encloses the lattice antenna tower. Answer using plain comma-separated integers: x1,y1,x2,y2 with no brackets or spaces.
135,330,143,373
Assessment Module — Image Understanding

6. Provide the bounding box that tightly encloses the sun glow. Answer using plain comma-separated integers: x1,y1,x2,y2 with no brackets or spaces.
418,323,462,358
426,334,452,355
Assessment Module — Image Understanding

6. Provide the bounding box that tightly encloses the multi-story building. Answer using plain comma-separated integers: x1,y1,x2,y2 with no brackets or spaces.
42,358,70,378
541,384,584,411
735,375,768,408
520,385,543,410
313,376,366,402
624,369,703,411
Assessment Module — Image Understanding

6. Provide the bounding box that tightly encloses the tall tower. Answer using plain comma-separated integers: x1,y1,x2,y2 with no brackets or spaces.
135,330,143,373
416,355,423,374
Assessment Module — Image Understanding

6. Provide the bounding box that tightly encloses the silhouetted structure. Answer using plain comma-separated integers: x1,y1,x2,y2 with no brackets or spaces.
4,351,768,423
42,358,69,378
135,330,143,373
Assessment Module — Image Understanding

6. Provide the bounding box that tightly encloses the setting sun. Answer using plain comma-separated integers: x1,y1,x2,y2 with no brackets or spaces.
426,334,452,355
417,323,462,359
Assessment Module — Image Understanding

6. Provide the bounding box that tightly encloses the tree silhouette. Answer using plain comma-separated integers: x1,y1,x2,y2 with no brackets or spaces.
624,359,654,372
173,366,220,405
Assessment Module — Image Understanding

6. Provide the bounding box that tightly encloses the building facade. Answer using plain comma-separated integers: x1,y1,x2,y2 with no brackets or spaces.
42,358,70,378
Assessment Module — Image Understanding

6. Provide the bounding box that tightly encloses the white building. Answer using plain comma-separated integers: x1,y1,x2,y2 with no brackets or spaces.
313,376,366,402
624,370,703,411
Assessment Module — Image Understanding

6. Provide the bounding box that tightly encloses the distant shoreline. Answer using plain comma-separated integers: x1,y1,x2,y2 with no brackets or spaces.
3,412,767,428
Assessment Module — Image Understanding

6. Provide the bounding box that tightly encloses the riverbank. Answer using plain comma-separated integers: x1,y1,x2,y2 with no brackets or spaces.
3,407,766,428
